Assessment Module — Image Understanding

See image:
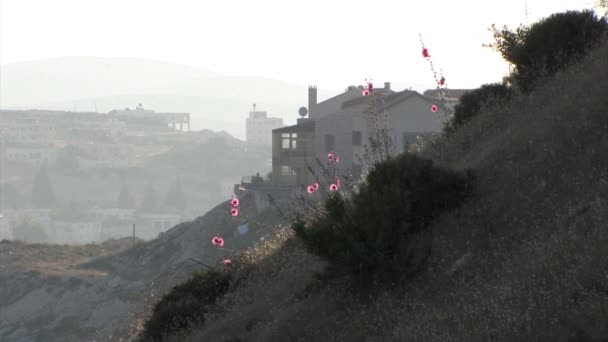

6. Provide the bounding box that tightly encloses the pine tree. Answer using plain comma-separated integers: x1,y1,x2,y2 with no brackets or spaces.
140,183,157,212
31,165,56,209
164,179,187,211
117,182,135,209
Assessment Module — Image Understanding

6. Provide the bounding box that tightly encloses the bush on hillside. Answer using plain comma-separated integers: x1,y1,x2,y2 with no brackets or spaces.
139,269,232,342
492,10,608,93
449,83,513,130
292,153,475,286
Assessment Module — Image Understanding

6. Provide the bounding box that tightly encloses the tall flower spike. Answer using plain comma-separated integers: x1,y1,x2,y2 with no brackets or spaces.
422,47,430,58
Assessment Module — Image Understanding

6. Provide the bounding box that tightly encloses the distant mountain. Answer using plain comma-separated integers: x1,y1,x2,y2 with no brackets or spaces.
0,57,217,106
0,57,338,138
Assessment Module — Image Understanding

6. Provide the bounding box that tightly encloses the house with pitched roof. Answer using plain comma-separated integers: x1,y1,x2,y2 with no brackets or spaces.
271,82,450,187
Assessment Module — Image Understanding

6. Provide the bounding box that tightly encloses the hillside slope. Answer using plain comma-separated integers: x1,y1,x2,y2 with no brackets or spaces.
0,190,285,341
175,38,608,341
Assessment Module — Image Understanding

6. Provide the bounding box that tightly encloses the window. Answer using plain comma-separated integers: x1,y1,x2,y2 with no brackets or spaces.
281,132,297,149
352,131,362,146
280,165,296,176
402,132,420,152
325,134,335,151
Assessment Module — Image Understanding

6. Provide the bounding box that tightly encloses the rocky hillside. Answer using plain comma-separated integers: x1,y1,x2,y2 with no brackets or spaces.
158,37,608,341
0,190,285,341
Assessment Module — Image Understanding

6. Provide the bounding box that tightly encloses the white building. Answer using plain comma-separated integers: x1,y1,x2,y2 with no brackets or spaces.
1,118,57,145
89,208,136,221
78,143,135,169
51,220,102,244
4,145,57,166
0,214,12,240
136,213,182,240
246,104,284,146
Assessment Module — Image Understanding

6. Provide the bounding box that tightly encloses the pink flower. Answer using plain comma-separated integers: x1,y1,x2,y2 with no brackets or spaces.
422,47,430,58
223,258,232,265
362,89,370,96
307,185,315,194
439,76,445,86
313,182,319,190
327,152,334,161
212,236,223,246
431,104,438,113
335,156,340,163
329,184,338,192
230,197,240,207
231,207,239,217
366,81,374,91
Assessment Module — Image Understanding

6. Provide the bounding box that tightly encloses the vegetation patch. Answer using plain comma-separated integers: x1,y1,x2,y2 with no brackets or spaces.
138,269,232,342
292,153,475,287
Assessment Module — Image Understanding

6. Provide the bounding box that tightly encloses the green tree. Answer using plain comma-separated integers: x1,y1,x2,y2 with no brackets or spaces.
1,183,23,209
117,182,135,209
164,179,187,211
449,83,513,129
31,165,56,209
12,216,48,243
140,183,158,212
490,10,608,93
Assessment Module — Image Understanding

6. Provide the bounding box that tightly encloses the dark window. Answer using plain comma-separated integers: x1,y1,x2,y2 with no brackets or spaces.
352,131,362,146
402,132,420,152
325,134,335,152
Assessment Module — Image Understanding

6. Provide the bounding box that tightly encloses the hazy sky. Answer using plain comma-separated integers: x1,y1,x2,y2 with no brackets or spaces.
0,0,600,91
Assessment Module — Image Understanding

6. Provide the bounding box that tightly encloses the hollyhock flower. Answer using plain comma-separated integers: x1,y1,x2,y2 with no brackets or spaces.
307,185,315,194
313,182,319,190
431,104,438,112
335,156,340,163
327,152,334,161
230,197,240,207
366,81,373,91
362,89,370,96
439,76,445,86
422,47,430,58
223,258,232,265
216,237,224,247
231,207,239,216
329,184,338,192
212,236,221,246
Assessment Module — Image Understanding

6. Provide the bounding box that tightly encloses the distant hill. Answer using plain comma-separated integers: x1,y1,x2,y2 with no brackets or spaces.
0,57,338,138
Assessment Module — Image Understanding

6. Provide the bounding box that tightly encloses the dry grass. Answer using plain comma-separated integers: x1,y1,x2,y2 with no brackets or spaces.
144,37,608,341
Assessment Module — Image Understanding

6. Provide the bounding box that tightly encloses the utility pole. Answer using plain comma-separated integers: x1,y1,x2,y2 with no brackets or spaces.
132,223,136,247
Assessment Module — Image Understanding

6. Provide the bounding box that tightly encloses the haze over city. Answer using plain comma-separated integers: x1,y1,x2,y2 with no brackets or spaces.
0,0,600,137
1,0,608,340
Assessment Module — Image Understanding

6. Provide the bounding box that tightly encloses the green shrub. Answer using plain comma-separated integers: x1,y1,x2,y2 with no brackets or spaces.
139,269,231,342
449,83,513,130
492,10,608,93
292,153,475,286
